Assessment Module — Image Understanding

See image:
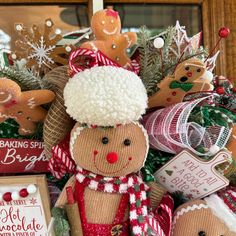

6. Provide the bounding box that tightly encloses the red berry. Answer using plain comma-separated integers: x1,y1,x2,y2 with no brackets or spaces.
219,27,230,38
3,192,12,202
216,87,225,94
232,88,236,93
19,188,29,198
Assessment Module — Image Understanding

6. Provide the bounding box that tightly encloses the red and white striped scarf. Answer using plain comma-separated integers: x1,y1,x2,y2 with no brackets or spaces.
76,166,150,236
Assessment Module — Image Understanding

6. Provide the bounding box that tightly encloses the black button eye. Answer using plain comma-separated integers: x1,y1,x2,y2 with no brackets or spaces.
27,117,31,120
102,137,109,144
197,68,201,72
124,139,131,146
198,231,206,236
185,66,190,71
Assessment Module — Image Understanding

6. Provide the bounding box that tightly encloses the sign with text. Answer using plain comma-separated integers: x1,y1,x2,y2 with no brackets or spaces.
0,175,51,236
0,138,49,173
155,150,230,199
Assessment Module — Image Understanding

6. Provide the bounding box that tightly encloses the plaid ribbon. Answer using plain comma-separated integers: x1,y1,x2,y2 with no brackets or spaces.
69,48,140,76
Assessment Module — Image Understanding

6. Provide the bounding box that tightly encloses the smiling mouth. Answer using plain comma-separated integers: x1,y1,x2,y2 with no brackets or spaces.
0,93,12,104
93,153,130,175
102,27,118,35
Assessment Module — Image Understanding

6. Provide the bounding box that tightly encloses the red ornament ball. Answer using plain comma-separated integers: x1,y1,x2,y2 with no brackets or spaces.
3,192,12,202
216,87,225,94
19,188,29,198
219,27,230,38
232,87,236,93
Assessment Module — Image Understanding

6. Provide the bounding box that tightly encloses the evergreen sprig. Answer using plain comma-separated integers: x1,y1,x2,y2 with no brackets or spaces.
0,66,52,91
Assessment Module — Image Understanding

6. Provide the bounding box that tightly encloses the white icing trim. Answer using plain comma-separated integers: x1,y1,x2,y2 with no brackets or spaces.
0,93,12,103
103,27,118,35
205,194,236,233
70,126,85,160
173,203,209,226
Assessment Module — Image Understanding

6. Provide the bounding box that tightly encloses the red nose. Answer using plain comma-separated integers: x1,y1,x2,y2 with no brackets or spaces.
106,152,118,164
187,72,192,77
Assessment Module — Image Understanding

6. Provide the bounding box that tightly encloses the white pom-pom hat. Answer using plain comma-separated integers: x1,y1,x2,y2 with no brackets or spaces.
64,66,147,126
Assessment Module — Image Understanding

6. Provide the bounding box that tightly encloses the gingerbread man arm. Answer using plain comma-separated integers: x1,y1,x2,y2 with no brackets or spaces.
192,81,213,91
20,90,55,106
55,176,76,207
122,32,137,48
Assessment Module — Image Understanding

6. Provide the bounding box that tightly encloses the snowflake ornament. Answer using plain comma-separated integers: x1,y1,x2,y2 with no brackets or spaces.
12,19,74,75
169,21,191,58
169,21,202,59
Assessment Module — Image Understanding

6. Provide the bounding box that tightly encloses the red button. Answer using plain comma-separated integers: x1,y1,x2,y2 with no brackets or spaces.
172,92,177,96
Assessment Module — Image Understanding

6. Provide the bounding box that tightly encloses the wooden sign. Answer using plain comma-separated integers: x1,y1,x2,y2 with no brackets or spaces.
0,138,49,173
154,150,230,199
0,175,51,235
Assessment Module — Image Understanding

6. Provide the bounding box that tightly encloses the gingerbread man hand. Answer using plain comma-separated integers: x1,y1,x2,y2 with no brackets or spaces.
0,78,55,135
80,9,137,68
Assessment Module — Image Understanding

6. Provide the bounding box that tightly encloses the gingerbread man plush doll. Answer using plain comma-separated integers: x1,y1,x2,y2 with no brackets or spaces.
148,58,214,108
172,187,236,236
0,78,55,135
53,66,173,236
80,9,137,69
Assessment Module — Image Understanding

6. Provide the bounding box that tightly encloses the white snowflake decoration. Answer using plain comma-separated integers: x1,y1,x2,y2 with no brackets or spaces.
27,36,56,68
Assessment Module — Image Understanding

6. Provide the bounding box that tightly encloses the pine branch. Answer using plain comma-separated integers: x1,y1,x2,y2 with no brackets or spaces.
0,66,53,91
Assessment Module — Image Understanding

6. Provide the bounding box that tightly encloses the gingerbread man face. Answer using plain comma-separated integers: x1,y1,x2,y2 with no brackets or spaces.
91,9,121,40
174,58,206,83
70,122,148,177
172,200,235,236
0,78,21,105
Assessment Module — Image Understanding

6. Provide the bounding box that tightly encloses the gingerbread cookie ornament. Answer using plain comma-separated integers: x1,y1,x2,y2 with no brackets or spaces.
0,78,55,135
148,58,214,108
80,9,137,68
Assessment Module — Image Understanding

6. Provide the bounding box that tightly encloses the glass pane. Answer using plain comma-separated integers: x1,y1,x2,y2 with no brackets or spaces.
105,4,202,36
0,5,89,50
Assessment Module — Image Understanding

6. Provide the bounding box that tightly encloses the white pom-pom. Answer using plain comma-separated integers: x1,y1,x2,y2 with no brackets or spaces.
27,184,37,194
0,193,3,201
204,71,214,82
153,37,164,49
208,144,220,155
64,66,148,126
12,191,19,200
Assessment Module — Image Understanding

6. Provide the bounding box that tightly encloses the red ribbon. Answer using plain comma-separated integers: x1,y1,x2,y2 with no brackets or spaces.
48,134,76,179
69,48,140,77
